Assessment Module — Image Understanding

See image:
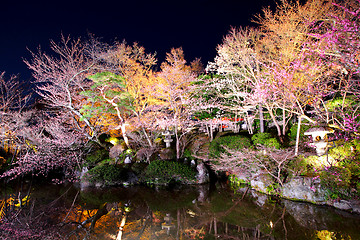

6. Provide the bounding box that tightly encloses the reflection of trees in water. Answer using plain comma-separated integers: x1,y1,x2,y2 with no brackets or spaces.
2,183,360,239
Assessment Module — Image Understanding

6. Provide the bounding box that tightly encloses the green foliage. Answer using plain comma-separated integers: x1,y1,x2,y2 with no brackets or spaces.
266,183,280,195
80,71,134,120
131,162,148,175
264,138,281,149
183,148,193,159
319,166,352,199
142,160,196,185
229,175,249,191
85,164,125,183
287,156,312,177
251,132,271,145
289,122,312,141
209,135,252,158
325,96,358,113
85,149,109,166
252,132,281,149
329,139,359,161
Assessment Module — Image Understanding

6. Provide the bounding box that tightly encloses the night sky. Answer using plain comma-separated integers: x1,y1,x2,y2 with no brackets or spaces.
1,0,276,80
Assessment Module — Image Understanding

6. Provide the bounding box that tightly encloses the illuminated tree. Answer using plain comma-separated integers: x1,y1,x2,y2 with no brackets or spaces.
0,72,32,158
303,0,360,137
81,72,133,148
255,0,337,138
24,35,100,142
1,111,86,180
87,41,162,147
205,27,266,135
156,48,198,159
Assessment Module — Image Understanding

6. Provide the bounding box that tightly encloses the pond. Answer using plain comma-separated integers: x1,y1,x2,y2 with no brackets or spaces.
1,181,360,239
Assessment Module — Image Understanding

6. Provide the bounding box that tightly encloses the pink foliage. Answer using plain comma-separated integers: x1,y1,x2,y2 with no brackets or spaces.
1,112,86,181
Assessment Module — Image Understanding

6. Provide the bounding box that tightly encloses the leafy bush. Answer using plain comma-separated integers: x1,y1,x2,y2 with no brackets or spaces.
85,164,125,183
289,121,312,142
183,148,193,159
329,139,359,161
287,156,313,177
319,166,352,199
251,132,271,145
142,160,196,185
251,132,280,149
264,138,281,149
209,135,252,158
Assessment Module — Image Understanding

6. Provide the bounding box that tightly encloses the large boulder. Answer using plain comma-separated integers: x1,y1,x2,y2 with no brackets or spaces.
195,161,210,184
159,148,175,160
281,176,326,203
109,143,126,160
250,172,274,193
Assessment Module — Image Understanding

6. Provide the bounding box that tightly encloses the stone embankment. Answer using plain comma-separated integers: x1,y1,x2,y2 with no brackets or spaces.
238,172,360,214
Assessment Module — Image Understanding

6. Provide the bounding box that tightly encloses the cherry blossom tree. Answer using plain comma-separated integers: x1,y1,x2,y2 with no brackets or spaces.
0,72,32,159
204,27,265,135
1,111,86,181
304,0,360,134
24,35,100,142
156,48,198,159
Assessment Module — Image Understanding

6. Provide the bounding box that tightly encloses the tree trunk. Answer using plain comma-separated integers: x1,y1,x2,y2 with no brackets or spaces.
295,115,302,156
135,113,153,147
259,105,264,133
120,124,130,148
175,128,180,160
266,104,282,139
245,112,253,135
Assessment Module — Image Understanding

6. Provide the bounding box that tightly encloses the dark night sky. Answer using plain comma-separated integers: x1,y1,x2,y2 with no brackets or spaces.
0,0,276,81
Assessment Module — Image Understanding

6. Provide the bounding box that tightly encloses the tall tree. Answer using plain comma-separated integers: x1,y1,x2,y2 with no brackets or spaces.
157,48,198,159
24,35,100,142
83,41,161,147
81,72,133,148
205,27,265,135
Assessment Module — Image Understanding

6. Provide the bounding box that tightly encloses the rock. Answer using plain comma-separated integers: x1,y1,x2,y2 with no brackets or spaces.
283,200,329,230
124,155,132,164
251,191,268,207
281,176,326,203
196,184,210,202
349,200,360,214
190,160,196,167
196,161,210,184
159,148,175,160
332,200,352,210
109,143,126,159
250,173,273,193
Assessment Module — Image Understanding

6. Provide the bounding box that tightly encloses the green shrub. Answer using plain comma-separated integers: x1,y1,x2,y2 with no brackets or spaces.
264,138,281,149
289,122,312,141
183,148,193,159
287,156,313,177
329,139,359,161
209,135,251,158
251,132,280,149
142,160,196,185
319,166,352,199
86,164,125,183
251,132,271,145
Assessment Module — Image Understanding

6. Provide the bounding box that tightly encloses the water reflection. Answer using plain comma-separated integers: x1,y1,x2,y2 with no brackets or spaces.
1,182,360,239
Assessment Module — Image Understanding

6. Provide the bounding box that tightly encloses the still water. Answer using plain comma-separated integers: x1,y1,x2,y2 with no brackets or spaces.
2,182,360,239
